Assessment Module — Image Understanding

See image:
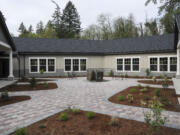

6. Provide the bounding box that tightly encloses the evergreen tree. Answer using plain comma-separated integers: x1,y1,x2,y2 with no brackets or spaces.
43,20,57,38
36,21,44,35
51,0,61,38
61,1,81,38
18,22,29,37
28,25,33,33
145,19,160,36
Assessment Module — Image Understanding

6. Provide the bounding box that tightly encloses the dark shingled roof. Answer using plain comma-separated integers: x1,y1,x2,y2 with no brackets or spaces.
0,11,16,51
14,34,175,55
176,14,180,32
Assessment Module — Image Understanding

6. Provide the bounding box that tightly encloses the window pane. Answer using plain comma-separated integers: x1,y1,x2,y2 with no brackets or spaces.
30,59,38,72
132,58,139,71
170,57,177,72
65,59,71,71
39,59,46,72
73,59,79,71
117,59,123,71
150,58,157,71
48,59,55,72
160,57,168,71
80,59,86,71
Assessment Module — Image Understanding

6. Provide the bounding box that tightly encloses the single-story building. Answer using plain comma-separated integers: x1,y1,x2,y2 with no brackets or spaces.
0,11,180,79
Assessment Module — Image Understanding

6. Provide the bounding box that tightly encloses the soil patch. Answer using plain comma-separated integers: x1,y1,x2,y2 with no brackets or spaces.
0,96,30,107
138,80,173,86
109,86,180,112
10,110,180,135
18,79,55,83
0,83,58,92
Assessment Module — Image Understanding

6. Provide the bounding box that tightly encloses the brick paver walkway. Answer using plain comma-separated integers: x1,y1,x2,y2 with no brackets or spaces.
0,77,180,135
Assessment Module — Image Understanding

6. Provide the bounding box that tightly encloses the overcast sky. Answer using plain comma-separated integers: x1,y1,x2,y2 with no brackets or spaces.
1,0,160,36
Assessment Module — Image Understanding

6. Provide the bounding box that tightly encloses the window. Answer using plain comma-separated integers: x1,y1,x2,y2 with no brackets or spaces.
124,58,131,71
29,58,56,73
30,59,38,73
73,59,79,71
160,57,168,71
149,56,177,72
117,59,123,71
65,59,71,71
150,58,158,71
80,59,86,71
48,59,55,72
170,57,177,72
132,58,139,71
39,59,46,72
64,58,87,72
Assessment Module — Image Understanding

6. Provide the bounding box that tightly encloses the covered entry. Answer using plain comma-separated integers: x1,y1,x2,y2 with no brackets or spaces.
0,58,9,78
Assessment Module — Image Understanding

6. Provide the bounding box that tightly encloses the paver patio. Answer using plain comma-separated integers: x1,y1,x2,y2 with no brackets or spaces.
0,77,180,135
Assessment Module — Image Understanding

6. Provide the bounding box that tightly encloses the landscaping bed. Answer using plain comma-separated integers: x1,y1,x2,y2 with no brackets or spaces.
0,83,58,92
0,96,30,107
138,80,173,85
109,86,180,112
18,79,54,83
10,110,180,135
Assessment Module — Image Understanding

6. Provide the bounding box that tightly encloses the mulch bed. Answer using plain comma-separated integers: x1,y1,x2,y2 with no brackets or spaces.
138,80,173,86
0,96,31,107
109,86,180,112
105,75,172,79
10,110,180,135
0,83,58,92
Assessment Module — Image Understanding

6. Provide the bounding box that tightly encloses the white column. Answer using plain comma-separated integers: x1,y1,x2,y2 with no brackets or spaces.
8,50,14,80
177,49,180,78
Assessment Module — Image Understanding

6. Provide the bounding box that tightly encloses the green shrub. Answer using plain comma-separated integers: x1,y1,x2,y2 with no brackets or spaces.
154,88,161,97
109,116,119,126
130,88,136,93
127,94,133,103
160,97,170,106
40,69,44,74
72,108,81,114
43,82,49,88
87,111,95,119
118,95,125,101
29,77,36,87
144,95,150,101
15,128,28,135
1,90,9,100
152,76,157,82
137,84,142,89
60,112,68,121
109,70,114,77
140,88,148,93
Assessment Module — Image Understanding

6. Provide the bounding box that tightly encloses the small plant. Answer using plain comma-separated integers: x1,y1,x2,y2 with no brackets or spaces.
29,77,36,87
1,90,9,100
160,96,170,106
109,116,119,126
146,68,151,77
143,100,168,134
127,94,133,103
39,124,46,129
72,108,81,114
154,88,161,97
125,73,128,78
144,95,150,101
43,82,49,88
141,100,147,107
162,77,169,90
137,84,142,89
118,95,125,101
145,85,150,89
152,76,156,82
15,128,28,135
40,69,44,74
109,70,114,77
87,111,95,119
130,88,136,93
60,112,68,121
140,88,148,93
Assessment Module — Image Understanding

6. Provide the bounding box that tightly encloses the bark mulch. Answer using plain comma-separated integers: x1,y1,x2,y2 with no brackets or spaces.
10,110,180,135
0,83,58,92
109,86,180,112
18,79,55,83
138,80,173,86
0,96,31,107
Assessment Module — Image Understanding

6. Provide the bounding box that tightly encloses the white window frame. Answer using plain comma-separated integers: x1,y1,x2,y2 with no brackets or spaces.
148,55,177,73
64,57,88,72
116,57,140,72
29,57,56,73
